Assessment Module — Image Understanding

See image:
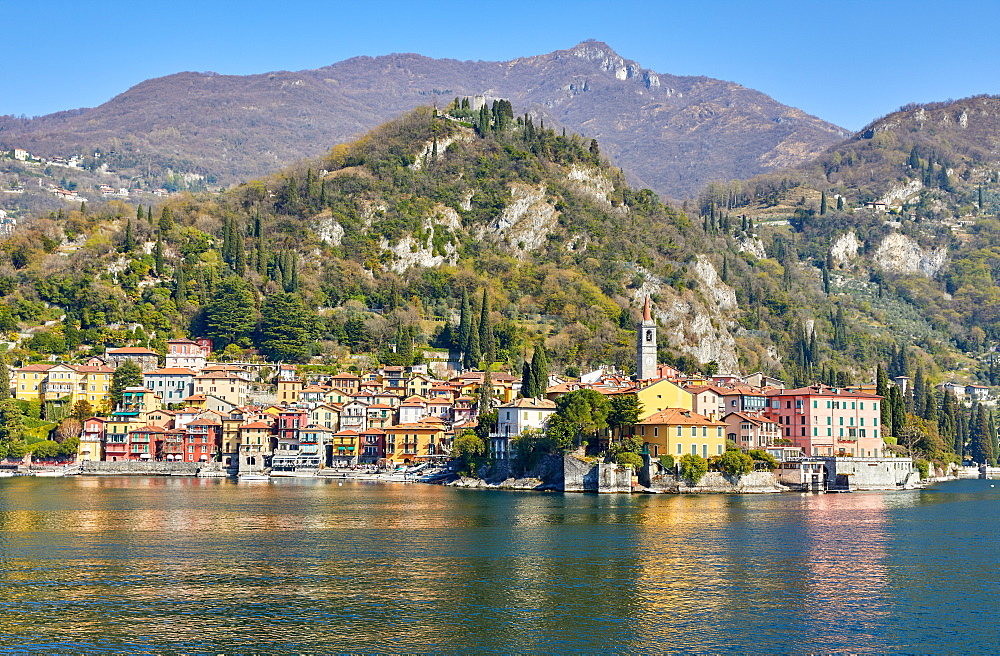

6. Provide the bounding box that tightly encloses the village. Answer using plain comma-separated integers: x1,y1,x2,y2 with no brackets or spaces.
2,298,938,492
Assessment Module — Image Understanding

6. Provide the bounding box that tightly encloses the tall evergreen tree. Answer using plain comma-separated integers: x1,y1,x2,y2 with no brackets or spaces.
154,235,164,277
479,289,494,365
912,366,926,417
836,195,844,211
970,404,991,464
520,360,534,398
479,368,495,412
258,293,316,363
458,290,471,355
820,191,827,215
122,218,136,252
205,276,256,348
159,207,174,232
530,340,549,396
465,308,480,370
174,265,187,306
0,352,10,401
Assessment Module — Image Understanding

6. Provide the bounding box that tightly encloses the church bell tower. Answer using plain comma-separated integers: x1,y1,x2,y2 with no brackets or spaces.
636,296,657,380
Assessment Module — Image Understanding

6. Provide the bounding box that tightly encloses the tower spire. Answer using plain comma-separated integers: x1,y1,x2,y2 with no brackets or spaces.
643,295,652,321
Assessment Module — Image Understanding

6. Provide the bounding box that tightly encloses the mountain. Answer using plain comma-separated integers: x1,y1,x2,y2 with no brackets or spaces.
695,96,1000,389
0,104,983,462
0,41,847,200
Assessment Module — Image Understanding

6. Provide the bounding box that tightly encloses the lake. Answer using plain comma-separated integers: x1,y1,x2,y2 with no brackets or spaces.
0,476,996,653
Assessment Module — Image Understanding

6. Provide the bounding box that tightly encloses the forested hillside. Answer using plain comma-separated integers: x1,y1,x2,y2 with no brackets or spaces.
694,96,1000,389
0,99,993,397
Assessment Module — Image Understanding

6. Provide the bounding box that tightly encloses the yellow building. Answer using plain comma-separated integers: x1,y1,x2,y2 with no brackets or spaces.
634,379,693,419
14,364,55,401
383,420,447,466
636,408,726,460
406,374,435,398
277,378,302,404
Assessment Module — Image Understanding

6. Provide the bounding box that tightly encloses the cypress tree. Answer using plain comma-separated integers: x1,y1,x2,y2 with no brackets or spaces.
520,360,534,398
122,218,136,252
465,309,480,370
154,235,165,277
820,191,827,215
530,340,549,396
80,201,87,215
0,351,10,401
836,195,844,211
256,240,267,276
912,366,926,417
174,266,187,306
458,290,471,355
136,204,144,222
479,288,494,365
970,404,990,464
234,236,246,276
479,368,495,412
159,207,174,232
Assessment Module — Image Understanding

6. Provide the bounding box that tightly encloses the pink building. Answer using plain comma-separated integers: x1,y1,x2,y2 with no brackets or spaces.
765,385,884,457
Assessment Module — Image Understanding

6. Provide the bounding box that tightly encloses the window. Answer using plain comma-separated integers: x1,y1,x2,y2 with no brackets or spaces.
812,400,817,409
691,427,697,437
691,444,697,455
702,444,708,458
677,443,682,454
717,445,723,455
653,427,658,438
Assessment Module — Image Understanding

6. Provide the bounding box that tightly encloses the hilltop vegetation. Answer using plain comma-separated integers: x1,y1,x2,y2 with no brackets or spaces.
2,97,998,403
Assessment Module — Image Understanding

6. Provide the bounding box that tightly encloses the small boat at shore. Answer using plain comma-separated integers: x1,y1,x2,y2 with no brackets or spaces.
237,473,270,482
33,470,66,477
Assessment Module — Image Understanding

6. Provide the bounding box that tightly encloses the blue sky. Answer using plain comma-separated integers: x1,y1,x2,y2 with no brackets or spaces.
3,0,998,131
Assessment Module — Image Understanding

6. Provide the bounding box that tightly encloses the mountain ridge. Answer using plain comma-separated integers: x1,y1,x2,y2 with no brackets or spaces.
0,41,847,199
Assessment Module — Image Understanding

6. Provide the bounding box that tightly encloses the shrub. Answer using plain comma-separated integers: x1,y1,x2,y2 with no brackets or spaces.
719,450,754,476
615,451,643,470
659,454,675,469
679,454,708,484
747,449,779,470
914,458,929,480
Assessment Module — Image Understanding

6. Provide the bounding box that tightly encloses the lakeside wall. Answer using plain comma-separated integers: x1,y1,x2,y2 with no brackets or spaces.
80,461,226,476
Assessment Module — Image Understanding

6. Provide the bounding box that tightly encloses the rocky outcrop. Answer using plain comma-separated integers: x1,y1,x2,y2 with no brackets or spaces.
629,259,741,373
874,232,946,276
481,182,559,256
830,232,863,266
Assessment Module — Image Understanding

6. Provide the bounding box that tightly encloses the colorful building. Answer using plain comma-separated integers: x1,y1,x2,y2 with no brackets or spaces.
636,408,727,460
765,385,884,457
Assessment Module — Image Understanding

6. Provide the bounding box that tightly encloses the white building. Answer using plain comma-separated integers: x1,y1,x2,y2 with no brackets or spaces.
142,367,196,405
491,397,557,460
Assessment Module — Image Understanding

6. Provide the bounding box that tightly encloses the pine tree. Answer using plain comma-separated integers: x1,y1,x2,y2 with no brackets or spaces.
908,146,920,169
205,277,257,348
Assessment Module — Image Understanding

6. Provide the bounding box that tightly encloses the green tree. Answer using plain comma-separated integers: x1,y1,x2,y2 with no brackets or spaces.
479,289,495,365
110,359,143,409
159,207,174,232
458,290,471,355
154,235,165,277
679,453,708,484
608,393,641,437
820,191,827,215
543,415,577,453
121,218,136,252
70,399,94,421
519,360,534,399
530,340,549,396
0,352,9,401
718,449,754,476
205,276,256,348
257,293,316,362
451,429,486,476
555,388,611,448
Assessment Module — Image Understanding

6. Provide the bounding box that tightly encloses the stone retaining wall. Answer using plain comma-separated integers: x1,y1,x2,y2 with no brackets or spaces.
645,470,782,494
80,461,225,476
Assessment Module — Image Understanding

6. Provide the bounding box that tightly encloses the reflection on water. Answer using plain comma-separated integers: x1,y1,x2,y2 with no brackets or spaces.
0,477,996,652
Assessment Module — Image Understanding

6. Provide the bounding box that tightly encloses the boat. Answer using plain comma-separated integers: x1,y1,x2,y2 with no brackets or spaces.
237,473,270,482
33,470,66,477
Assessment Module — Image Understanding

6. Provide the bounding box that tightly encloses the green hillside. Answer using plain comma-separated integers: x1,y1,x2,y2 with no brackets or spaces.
0,100,985,392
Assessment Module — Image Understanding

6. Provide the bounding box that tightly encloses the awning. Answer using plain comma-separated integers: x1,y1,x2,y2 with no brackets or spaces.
140,454,151,459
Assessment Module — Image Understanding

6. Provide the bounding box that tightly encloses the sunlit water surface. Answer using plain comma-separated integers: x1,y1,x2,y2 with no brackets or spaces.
0,477,997,653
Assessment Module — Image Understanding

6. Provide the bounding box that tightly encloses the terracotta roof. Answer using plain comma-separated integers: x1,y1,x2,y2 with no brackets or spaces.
18,364,55,372
500,397,557,409
360,428,385,435
240,421,273,430
186,418,220,427
333,429,359,436
367,403,394,410
72,364,116,373
147,368,196,375
106,347,159,355
637,408,725,426
766,385,881,399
